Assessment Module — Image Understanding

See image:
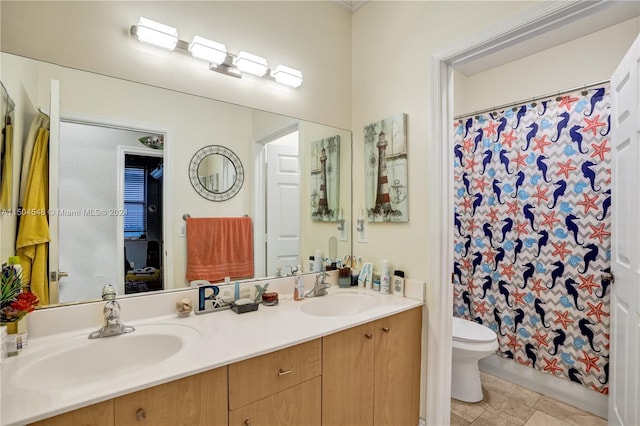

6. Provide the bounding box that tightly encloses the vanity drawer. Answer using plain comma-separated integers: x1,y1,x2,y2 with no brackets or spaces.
229,377,321,426
228,339,321,409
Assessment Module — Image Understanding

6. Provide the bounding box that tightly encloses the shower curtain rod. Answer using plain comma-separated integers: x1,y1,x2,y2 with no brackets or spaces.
454,79,610,120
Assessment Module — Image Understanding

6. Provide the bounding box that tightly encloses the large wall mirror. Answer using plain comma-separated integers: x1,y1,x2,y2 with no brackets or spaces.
0,52,352,308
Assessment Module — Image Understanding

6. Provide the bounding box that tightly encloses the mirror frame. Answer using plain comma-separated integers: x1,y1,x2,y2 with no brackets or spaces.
189,145,244,201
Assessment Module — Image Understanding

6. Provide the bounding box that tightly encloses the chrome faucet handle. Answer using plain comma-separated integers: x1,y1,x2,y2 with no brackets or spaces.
88,284,135,339
101,284,117,301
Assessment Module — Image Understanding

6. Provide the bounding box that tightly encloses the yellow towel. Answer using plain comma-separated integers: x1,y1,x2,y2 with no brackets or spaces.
0,124,13,209
16,128,50,305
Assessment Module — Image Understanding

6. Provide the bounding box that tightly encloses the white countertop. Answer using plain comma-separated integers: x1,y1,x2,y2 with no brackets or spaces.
1,287,423,425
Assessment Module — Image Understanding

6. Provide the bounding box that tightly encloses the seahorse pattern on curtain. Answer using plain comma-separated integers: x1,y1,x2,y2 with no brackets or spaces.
453,86,611,394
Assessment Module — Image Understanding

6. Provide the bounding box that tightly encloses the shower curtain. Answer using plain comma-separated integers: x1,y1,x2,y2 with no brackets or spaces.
453,86,610,394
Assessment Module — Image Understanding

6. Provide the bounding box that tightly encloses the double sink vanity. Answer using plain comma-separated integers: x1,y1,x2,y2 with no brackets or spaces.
1,280,424,426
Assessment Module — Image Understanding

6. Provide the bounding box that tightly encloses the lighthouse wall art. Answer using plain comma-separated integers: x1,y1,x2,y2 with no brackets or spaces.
310,135,340,222
364,113,408,222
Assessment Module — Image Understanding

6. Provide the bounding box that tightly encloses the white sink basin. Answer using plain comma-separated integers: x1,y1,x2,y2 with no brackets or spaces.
11,323,200,391
300,292,379,317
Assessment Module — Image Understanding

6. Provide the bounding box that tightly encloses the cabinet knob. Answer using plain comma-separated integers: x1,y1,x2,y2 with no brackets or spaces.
136,408,146,421
382,327,390,333
364,333,373,340
244,419,252,426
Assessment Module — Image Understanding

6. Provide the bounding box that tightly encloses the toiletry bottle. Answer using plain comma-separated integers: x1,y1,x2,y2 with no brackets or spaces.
8,256,22,282
380,260,391,294
309,256,315,273
351,268,360,286
373,273,381,292
294,268,305,301
338,267,351,288
392,270,405,297
314,250,323,272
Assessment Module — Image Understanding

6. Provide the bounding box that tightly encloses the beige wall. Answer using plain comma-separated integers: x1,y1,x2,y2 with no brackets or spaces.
351,0,537,291
0,1,352,130
455,17,640,116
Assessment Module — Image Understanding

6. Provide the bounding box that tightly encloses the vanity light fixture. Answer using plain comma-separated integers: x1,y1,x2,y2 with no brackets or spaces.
189,36,227,66
134,17,179,50
233,51,269,77
272,65,303,88
131,17,303,88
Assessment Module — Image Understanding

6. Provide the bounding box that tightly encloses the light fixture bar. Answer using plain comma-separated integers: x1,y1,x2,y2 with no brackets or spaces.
189,36,228,66
134,17,178,50
272,65,303,88
233,51,269,77
131,18,303,88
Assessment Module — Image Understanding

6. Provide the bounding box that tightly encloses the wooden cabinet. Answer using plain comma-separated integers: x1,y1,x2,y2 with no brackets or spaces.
30,400,115,426
322,307,422,426
322,322,375,426
29,367,227,426
229,340,322,426
30,308,422,426
373,307,422,426
229,339,321,409
114,367,228,426
229,377,321,426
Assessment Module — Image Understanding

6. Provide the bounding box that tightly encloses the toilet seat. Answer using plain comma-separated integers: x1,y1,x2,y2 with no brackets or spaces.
453,316,497,343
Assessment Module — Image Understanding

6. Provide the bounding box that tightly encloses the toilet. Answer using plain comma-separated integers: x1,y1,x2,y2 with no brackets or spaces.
451,316,498,402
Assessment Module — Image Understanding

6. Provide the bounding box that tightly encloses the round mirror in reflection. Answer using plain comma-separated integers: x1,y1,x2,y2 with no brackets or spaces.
189,145,244,201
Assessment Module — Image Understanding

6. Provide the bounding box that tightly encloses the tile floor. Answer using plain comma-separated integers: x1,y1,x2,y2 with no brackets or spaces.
451,372,607,426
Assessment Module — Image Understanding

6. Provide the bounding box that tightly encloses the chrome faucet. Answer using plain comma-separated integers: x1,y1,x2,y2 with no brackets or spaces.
88,284,135,339
305,272,330,298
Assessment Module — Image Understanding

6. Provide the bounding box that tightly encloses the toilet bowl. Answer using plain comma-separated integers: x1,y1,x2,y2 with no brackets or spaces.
451,316,498,402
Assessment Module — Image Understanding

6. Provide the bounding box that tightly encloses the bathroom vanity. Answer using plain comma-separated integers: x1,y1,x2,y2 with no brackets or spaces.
2,287,423,426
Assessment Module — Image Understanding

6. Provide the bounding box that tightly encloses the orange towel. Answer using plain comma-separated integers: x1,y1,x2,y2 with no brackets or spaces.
186,217,254,283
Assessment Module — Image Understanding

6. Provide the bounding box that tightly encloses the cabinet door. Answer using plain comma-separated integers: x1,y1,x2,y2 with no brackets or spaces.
374,307,422,426
322,322,375,426
114,367,228,426
29,400,114,426
229,377,321,426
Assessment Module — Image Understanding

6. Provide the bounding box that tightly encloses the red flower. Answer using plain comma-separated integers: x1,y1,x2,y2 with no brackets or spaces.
10,292,39,313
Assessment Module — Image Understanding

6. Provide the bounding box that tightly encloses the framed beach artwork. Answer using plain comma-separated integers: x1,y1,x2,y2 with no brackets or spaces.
310,135,340,221
364,113,408,222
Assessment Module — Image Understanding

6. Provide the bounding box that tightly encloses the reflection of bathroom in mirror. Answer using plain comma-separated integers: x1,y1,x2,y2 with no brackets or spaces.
0,52,352,308
198,154,235,193
0,81,15,212
189,145,244,202
51,121,166,304
310,135,340,222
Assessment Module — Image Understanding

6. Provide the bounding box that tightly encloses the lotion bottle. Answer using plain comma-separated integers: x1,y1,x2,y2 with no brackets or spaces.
294,268,305,301
392,270,405,297
380,260,391,294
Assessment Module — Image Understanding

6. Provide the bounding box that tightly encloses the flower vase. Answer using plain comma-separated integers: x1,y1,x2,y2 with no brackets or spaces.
3,316,28,356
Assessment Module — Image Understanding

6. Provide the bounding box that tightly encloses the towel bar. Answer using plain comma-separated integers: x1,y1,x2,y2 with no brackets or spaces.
183,213,249,220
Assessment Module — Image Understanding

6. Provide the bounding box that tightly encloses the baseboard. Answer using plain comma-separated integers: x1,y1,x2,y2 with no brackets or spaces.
479,354,608,419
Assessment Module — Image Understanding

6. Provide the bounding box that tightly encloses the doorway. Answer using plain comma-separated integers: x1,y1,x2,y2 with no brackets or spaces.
253,127,300,278
428,3,638,424
54,121,165,303
122,151,164,294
